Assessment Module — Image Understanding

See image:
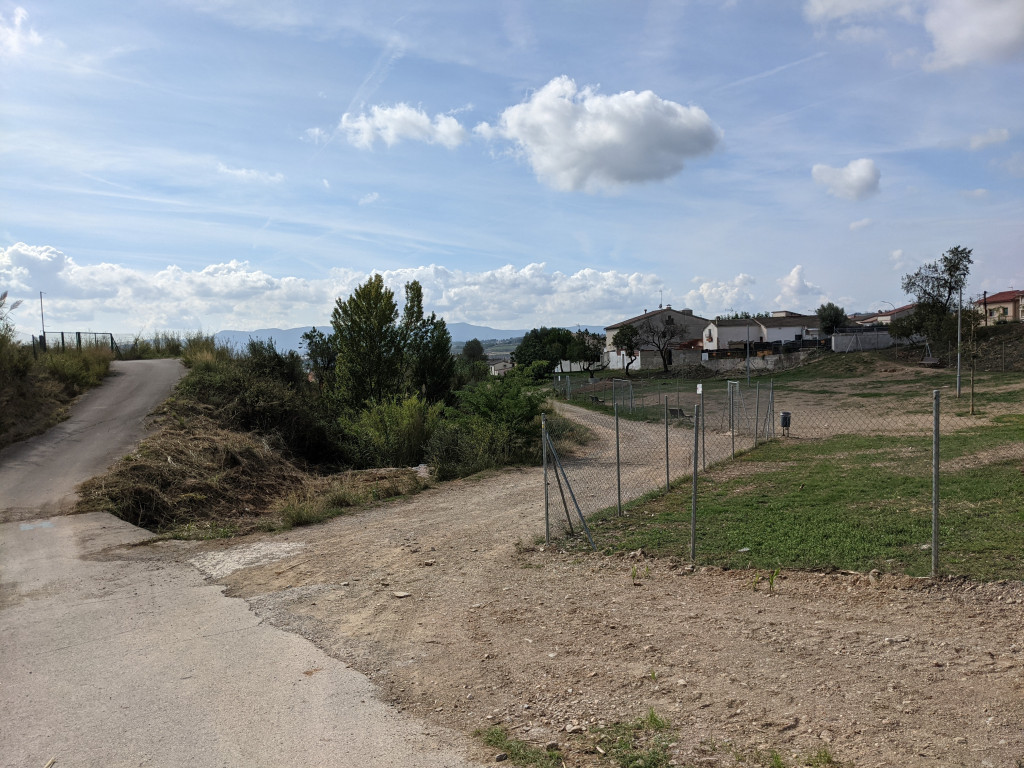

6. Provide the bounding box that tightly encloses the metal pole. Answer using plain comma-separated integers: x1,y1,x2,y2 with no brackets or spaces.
664,396,670,492
730,383,735,458
700,385,705,471
956,287,962,397
542,414,550,546
932,390,940,578
745,321,750,385
691,404,699,562
39,291,46,345
754,381,760,447
615,402,622,516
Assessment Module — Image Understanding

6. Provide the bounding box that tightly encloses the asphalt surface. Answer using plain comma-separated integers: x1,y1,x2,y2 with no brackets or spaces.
0,359,186,521
0,360,478,767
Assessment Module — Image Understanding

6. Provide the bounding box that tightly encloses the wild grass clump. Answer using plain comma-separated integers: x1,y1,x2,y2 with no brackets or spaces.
42,347,113,396
271,469,429,530
475,727,561,768
76,405,308,533
351,396,444,468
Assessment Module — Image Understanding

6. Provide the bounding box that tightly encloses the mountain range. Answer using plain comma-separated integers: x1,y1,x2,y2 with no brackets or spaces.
214,322,607,353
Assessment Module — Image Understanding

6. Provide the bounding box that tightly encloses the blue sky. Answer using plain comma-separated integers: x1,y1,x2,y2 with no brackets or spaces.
2,0,1023,337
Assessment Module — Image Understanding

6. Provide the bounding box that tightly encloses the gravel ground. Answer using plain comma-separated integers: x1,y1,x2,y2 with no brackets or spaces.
170,411,1024,768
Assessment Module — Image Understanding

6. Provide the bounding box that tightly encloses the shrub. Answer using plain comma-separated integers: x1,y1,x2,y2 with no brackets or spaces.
351,396,444,468
43,347,113,396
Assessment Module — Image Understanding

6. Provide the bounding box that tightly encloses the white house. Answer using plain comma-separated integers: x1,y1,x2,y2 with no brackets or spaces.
855,303,916,326
603,306,708,370
702,315,819,351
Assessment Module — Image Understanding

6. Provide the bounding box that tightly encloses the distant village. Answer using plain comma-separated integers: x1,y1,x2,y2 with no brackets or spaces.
485,288,1024,376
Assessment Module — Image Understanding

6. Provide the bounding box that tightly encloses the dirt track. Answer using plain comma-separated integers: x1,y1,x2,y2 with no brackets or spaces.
178,404,1024,768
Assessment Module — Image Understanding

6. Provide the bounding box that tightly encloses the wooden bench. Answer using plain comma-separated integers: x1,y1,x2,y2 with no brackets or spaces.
589,395,605,404
667,407,687,419
920,357,940,367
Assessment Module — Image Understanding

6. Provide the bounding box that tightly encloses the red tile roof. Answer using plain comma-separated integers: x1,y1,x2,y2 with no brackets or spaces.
976,289,1024,304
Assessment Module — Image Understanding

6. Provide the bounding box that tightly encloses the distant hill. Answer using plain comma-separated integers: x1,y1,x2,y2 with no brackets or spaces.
216,322,608,353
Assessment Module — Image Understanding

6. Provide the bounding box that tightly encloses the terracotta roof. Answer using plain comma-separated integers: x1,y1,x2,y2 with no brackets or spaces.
976,289,1024,304
709,316,813,328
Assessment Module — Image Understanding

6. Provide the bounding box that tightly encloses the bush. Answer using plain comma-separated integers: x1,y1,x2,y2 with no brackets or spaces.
43,347,113,396
350,396,444,468
176,339,347,465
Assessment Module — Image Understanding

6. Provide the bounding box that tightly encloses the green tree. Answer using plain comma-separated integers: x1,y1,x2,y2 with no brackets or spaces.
512,327,573,375
611,324,640,377
461,338,487,363
566,329,604,374
900,245,974,352
300,326,336,394
331,274,403,408
401,280,455,404
815,302,848,336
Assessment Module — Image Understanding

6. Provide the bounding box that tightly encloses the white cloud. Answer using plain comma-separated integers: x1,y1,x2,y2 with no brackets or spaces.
849,218,872,230
358,192,379,205
0,244,677,334
961,188,988,198
321,179,330,190
0,6,42,58
812,158,880,200
889,248,906,271
339,104,468,150
477,75,722,193
216,163,284,183
969,128,1010,150
774,265,826,309
681,274,757,316
804,0,1024,69
924,0,1024,69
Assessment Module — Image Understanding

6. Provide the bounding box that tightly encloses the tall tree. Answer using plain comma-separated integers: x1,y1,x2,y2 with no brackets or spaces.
815,302,848,336
611,324,640,377
300,326,336,394
401,280,455,403
461,338,487,363
566,329,604,374
636,314,679,372
331,274,403,408
512,327,573,375
900,245,973,351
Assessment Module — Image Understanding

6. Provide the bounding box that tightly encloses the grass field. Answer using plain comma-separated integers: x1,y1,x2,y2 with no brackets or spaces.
558,352,1024,582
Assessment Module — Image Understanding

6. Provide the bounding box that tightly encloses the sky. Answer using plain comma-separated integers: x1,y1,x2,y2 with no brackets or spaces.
2,0,1023,338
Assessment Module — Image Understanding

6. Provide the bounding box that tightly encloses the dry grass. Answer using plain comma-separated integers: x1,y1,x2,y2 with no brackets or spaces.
75,399,432,538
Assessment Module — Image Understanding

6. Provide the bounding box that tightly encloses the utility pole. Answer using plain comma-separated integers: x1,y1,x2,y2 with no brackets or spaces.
745,319,750,385
39,291,46,348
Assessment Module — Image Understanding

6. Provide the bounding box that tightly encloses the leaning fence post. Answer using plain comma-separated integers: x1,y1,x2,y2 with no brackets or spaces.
664,395,670,492
542,413,550,546
691,403,699,562
754,381,760,448
615,402,622,516
932,390,940,578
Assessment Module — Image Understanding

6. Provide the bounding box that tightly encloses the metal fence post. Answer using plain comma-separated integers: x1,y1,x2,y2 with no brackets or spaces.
691,403,699,562
754,381,760,448
700,384,705,471
664,395,670,492
542,413,550,546
932,390,940,578
615,402,622,516
729,383,736,458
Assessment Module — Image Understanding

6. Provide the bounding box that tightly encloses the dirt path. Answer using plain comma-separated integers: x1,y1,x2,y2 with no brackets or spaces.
178,421,1024,767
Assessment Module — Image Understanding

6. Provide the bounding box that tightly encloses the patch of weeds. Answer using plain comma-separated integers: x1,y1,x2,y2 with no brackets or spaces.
475,726,561,768
806,747,840,766
595,709,672,768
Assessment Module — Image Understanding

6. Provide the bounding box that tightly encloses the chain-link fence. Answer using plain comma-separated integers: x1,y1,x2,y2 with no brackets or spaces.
543,371,1024,580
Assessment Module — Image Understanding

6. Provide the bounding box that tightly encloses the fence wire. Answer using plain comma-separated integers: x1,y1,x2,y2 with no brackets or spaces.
544,372,1024,580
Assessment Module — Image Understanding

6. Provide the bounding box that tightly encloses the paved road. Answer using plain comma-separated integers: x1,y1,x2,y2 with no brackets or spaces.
0,361,478,767
0,359,186,521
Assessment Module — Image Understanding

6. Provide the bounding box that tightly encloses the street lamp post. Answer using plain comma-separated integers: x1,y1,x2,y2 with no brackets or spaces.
39,291,46,350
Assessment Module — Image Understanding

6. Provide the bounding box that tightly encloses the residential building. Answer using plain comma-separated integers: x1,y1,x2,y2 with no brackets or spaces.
702,315,819,351
604,306,708,370
855,303,916,326
976,289,1024,324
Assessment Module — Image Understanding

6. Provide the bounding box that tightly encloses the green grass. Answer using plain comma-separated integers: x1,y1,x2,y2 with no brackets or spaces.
582,415,1024,580
476,727,562,768
595,709,672,768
